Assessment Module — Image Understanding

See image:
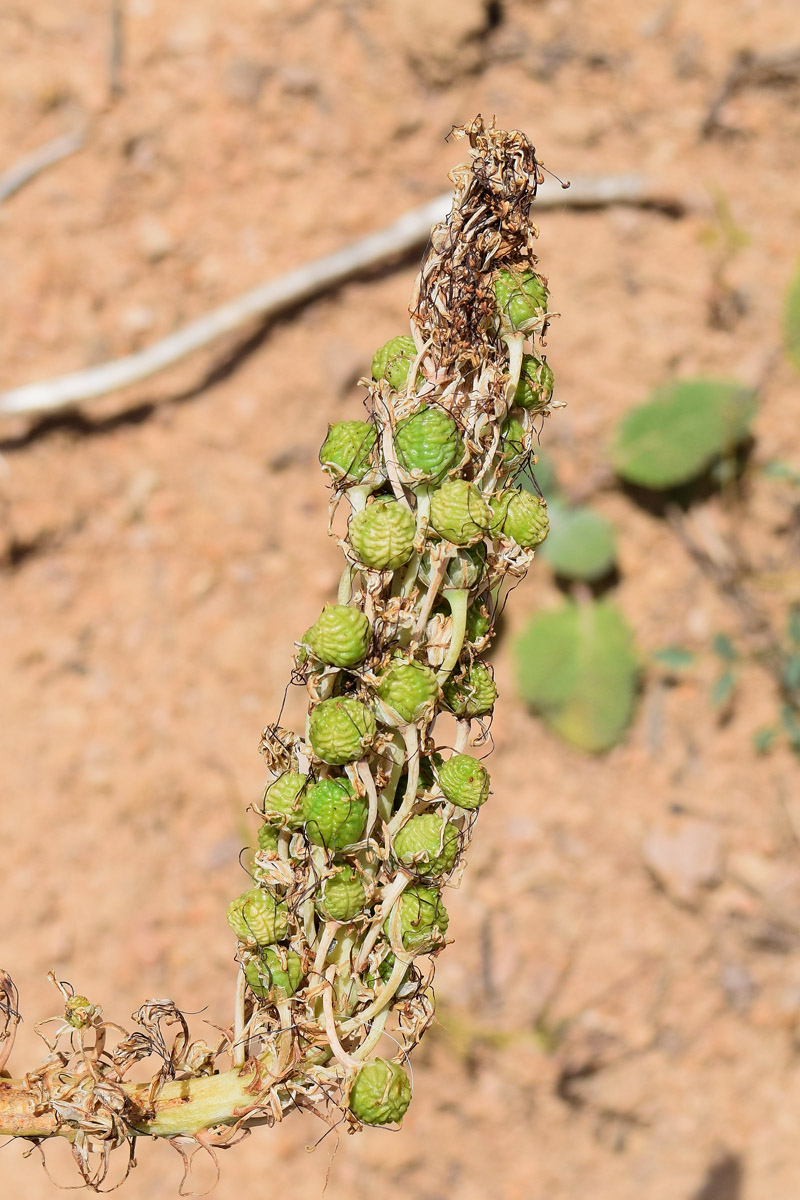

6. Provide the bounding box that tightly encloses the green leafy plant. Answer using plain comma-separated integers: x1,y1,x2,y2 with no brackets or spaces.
540,500,617,582
0,120,562,1187
611,378,756,489
515,599,639,754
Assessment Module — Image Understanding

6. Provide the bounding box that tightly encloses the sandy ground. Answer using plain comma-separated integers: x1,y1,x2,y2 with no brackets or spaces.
2,1,800,1196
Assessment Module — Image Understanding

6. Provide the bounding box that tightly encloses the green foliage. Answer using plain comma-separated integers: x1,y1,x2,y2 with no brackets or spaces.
611,378,757,489
515,599,639,753
652,645,696,673
762,459,800,486
540,500,617,582
783,261,800,373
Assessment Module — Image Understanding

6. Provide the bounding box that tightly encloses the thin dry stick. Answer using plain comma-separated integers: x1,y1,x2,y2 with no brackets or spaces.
0,173,686,421
0,129,85,206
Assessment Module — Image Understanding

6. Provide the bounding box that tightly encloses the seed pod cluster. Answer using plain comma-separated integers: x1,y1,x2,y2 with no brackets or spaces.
226,118,558,1133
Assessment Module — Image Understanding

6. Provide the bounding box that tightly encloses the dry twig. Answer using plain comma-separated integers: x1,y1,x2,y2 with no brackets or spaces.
0,129,85,206
702,47,800,138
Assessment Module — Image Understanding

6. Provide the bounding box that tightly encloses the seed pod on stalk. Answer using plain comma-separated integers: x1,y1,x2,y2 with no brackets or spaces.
0,117,561,1185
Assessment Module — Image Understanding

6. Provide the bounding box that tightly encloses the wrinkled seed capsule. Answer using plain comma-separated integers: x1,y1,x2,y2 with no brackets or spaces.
371,335,418,391
514,354,555,410
257,823,281,854
464,599,491,643
394,406,460,482
306,604,371,668
501,412,528,460
387,884,449,954
441,663,498,718
437,753,490,810
377,660,439,723
304,777,368,850
262,771,307,830
393,813,459,876
308,697,376,765
494,267,549,333
320,421,376,482
349,498,416,571
244,948,304,1000
316,865,367,922
227,887,289,946
429,479,491,546
490,488,549,548
349,1058,412,1126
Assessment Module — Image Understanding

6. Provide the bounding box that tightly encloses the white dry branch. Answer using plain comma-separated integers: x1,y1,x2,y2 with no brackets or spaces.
0,129,86,206
0,173,686,421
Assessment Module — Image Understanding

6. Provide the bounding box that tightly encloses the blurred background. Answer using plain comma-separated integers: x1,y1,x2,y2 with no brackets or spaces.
1,1,800,1196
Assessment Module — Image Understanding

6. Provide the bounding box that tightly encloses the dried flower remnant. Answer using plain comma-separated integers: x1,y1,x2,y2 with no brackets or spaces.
0,117,560,1185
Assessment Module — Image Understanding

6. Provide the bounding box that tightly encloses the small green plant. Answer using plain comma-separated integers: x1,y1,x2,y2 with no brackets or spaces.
0,119,561,1187
611,378,756,490
516,598,639,754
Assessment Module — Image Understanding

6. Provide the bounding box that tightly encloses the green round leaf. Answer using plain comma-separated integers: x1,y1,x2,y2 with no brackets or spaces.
515,600,639,753
611,379,757,489
540,501,616,581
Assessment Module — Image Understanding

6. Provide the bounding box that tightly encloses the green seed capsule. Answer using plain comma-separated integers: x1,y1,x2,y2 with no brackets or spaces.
262,771,307,830
437,754,490,810
304,777,368,850
441,663,498,718
349,498,416,571
501,411,528,461
244,947,304,1000
257,823,281,854
494,267,549,333
489,488,549,548
227,887,289,946
349,1058,412,1126
315,865,367,922
371,335,418,392
306,604,371,668
386,884,449,954
514,354,555,410
465,599,491,643
393,813,460,876
394,406,460,483
308,697,377,765
419,543,486,591
377,660,439,723
429,480,492,546
320,421,377,482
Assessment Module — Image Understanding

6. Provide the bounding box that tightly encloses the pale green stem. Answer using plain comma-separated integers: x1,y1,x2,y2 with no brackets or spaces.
351,1007,390,1060
337,565,354,604
377,733,405,825
339,952,411,1035
387,724,421,836
353,873,410,973
233,963,248,1068
453,718,472,754
437,588,469,680
413,550,450,639
356,760,380,841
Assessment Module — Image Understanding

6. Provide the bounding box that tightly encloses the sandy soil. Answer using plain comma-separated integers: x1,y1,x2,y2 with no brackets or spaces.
2,1,800,1196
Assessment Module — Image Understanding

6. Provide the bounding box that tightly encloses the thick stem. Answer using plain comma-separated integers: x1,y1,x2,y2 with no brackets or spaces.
0,1065,276,1140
